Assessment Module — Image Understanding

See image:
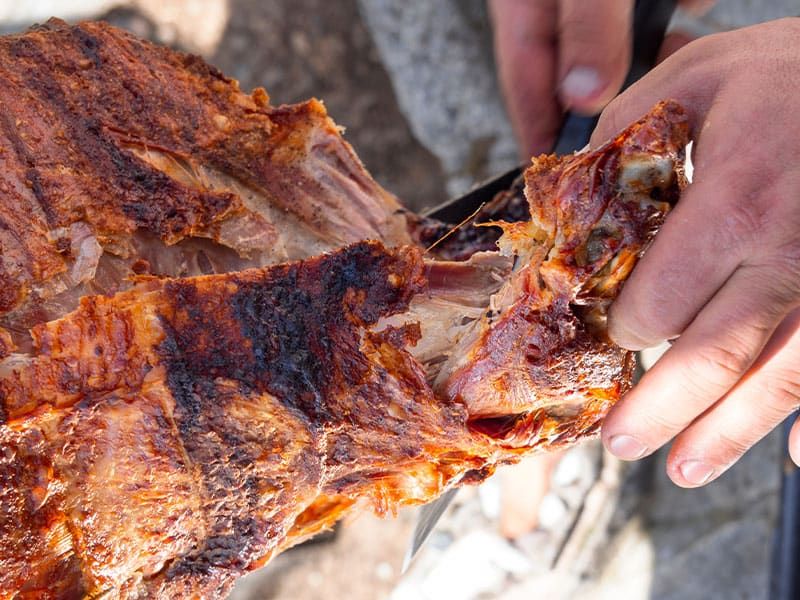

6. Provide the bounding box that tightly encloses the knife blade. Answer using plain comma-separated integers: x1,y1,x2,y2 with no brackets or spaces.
401,488,459,573
401,0,677,573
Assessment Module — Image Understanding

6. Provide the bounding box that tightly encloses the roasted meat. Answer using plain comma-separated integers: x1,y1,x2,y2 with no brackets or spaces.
0,19,689,600
0,18,414,355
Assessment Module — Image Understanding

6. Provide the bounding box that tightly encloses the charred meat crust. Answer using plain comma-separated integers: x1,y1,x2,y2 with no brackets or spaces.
1,242,481,597
159,242,427,424
0,18,412,320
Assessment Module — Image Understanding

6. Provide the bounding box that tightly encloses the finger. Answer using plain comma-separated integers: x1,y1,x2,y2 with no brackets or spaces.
607,80,799,351
489,0,561,156
602,261,798,461
789,412,800,467
607,169,746,350
657,31,696,64
589,34,724,148
557,0,634,114
678,0,716,15
666,306,800,487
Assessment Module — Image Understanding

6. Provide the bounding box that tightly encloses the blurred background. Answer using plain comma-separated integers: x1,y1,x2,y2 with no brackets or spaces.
2,1,800,599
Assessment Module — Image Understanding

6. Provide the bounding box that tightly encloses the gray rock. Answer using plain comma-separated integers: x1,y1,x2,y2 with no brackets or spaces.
587,431,782,600
651,518,775,600
212,0,448,212
647,433,781,599
358,0,519,199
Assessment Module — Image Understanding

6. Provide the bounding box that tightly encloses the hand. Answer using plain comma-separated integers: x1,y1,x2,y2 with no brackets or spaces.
592,18,800,487
489,0,712,157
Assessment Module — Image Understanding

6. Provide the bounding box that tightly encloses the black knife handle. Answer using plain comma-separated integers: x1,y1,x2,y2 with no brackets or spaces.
553,0,677,154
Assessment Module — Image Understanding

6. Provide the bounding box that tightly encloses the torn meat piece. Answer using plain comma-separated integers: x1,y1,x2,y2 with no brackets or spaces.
0,18,690,600
438,100,688,446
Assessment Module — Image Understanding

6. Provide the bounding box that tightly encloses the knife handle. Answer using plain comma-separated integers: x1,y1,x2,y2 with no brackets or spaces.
553,0,677,154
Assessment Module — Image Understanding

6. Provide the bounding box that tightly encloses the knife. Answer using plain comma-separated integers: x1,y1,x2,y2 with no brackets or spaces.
402,0,678,573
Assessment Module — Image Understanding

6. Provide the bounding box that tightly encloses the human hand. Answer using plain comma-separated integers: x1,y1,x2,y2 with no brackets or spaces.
592,18,800,487
489,0,712,157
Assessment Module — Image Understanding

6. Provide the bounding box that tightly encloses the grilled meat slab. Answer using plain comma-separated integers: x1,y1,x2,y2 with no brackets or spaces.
0,19,689,599
1,242,477,597
0,18,413,355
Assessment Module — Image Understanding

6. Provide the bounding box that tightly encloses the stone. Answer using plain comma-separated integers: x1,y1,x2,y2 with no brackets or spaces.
358,0,519,199
538,493,569,531
419,530,531,600
212,0,448,212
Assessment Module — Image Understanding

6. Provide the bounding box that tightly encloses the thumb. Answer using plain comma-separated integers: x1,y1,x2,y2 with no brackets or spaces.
557,0,634,114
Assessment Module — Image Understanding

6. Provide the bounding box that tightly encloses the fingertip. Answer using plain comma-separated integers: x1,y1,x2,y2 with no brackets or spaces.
788,415,800,467
559,66,608,114
668,457,717,488
669,428,747,488
606,308,654,351
556,0,632,115
601,402,654,461
603,433,649,461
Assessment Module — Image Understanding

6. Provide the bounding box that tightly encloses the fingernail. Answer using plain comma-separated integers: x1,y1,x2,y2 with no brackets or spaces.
607,434,648,460
679,460,714,486
561,66,603,102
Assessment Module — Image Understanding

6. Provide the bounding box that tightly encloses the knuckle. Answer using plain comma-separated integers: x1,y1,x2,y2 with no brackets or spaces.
681,342,752,397
763,371,800,413
716,197,769,252
765,242,800,284
632,408,686,444
712,430,753,461
745,248,800,308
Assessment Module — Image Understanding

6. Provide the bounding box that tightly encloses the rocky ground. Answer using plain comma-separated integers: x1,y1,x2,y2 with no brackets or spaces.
3,1,800,598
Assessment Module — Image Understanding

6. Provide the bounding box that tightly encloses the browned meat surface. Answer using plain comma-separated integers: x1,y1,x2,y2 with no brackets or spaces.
0,18,690,600
1,242,481,598
0,18,414,353
439,101,688,439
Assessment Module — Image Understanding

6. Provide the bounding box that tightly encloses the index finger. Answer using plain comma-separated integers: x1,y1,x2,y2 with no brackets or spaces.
557,0,633,113
601,257,798,462
589,34,725,148
489,0,560,156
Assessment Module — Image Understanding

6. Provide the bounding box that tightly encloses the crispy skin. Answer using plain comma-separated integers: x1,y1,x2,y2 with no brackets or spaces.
0,18,690,600
0,101,688,598
1,242,487,598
